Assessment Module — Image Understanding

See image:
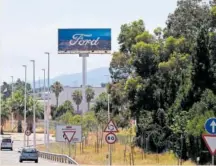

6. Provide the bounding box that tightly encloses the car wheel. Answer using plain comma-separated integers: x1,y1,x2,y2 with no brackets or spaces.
19,160,22,163
35,159,38,163
11,148,13,151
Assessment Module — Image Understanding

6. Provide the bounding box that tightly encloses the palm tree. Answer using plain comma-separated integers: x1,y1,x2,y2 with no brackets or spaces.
72,90,82,113
9,90,24,133
1,96,10,134
10,90,43,133
86,87,95,112
51,81,64,107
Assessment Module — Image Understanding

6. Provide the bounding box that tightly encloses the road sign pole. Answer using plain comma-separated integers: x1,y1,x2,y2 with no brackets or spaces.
108,93,112,166
104,120,119,166
69,142,71,157
27,136,29,146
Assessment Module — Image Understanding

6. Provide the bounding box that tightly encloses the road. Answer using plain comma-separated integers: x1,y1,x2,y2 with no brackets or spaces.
0,133,72,166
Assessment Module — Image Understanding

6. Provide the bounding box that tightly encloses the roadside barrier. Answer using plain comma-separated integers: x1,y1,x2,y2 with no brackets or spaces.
38,151,79,165
18,143,79,165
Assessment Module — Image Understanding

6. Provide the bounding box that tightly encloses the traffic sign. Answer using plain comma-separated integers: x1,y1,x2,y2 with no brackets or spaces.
63,131,76,143
25,130,31,136
202,134,216,155
105,133,117,144
104,120,118,133
56,125,82,143
205,118,216,134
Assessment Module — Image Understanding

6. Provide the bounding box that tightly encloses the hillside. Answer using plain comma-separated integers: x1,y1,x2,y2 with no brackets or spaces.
35,67,110,87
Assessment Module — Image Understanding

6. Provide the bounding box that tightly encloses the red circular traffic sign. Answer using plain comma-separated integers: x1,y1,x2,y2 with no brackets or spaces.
25,130,31,136
105,133,117,144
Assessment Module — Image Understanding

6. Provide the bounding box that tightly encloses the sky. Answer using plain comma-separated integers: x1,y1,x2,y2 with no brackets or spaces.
0,0,179,83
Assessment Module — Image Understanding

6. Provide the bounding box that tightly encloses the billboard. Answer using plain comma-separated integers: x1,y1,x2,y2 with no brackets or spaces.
58,28,111,54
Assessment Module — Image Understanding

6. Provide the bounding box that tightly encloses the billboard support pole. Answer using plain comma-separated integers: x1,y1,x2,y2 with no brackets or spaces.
79,54,88,114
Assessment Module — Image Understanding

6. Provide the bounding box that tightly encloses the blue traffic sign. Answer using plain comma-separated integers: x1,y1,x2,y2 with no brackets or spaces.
205,118,216,134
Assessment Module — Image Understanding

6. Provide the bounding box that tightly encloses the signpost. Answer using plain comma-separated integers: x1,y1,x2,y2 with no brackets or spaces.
58,28,111,114
104,120,118,166
205,118,216,134
104,120,119,133
203,118,216,165
105,133,117,144
25,130,31,136
25,130,31,147
56,125,82,157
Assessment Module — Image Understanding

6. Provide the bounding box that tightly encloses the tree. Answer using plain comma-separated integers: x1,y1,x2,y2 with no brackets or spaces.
1,82,11,100
92,92,108,114
100,83,106,87
1,94,10,134
14,78,31,94
85,87,95,112
106,3,216,162
72,90,82,113
54,100,74,120
165,0,210,43
118,19,145,54
9,90,43,132
51,81,64,107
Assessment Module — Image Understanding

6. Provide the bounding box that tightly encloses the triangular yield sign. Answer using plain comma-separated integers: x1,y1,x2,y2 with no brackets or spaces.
104,120,118,132
63,131,76,142
202,134,216,155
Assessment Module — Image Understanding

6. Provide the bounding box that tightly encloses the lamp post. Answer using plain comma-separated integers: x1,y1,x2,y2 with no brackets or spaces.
0,79,2,135
42,68,47,148
11,76,14,131
30,60,36,148
44,52,50,151
22,65,27,147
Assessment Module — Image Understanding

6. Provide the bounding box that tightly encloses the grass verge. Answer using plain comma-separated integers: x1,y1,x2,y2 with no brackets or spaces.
36,133,195,165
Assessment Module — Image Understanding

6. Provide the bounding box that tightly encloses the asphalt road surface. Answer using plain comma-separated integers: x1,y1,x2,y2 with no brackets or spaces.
0,134,72,166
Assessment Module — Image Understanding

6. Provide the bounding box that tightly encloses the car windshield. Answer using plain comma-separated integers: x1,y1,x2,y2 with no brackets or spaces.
2,139,11,143
22,148,37,153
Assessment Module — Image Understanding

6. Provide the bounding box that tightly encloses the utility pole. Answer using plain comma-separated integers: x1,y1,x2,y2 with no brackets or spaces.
11,76,14,131
22,65,27,147
45,52,50,151
42,68,47,149
30,60,36,148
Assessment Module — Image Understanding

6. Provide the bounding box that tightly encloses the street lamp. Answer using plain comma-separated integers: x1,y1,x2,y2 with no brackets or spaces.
30,60,36,148
42,68,47,148
0,79,2,135
11,76,14,131
22,65,27,147
44,52,50,151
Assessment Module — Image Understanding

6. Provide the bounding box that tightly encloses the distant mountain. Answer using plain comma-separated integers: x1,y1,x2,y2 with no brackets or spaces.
35,67,110,87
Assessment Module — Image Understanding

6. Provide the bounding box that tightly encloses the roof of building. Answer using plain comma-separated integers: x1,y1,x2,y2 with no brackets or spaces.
37,86,106,112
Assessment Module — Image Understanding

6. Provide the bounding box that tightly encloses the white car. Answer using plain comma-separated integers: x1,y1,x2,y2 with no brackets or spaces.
0,137,13,151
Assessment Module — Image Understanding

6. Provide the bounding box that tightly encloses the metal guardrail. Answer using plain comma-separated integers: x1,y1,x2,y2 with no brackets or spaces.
19,144,78,165
38,151,79,165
